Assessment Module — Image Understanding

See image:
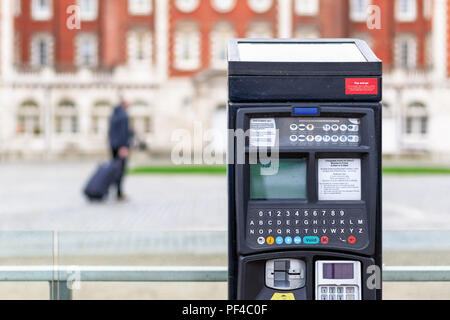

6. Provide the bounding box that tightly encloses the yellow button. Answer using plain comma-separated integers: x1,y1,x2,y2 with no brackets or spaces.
271,293,295,300
266,237,275,245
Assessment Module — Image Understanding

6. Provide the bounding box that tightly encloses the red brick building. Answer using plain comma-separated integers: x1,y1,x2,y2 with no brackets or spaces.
4,0,450,159
14,0,155,71
12,0,433,75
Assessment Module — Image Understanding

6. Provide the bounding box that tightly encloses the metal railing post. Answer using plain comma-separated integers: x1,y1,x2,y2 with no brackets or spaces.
49,281,72,300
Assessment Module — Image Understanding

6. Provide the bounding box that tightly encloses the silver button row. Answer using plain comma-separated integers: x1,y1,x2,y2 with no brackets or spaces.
289,135,359,143
290,124,359,132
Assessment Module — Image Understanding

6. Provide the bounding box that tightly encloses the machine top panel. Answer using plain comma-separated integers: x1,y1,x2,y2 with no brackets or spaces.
228,39,382,77
238,43,367,63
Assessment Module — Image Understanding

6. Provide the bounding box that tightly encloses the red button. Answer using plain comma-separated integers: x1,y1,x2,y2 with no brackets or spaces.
348,236,356,244
321,236,329,244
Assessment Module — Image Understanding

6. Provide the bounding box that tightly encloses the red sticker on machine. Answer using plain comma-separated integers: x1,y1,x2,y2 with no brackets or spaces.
345,78,378,95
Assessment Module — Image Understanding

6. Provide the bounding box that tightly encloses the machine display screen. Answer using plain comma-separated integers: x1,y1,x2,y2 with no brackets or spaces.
323,263,354,279
250,159,307,200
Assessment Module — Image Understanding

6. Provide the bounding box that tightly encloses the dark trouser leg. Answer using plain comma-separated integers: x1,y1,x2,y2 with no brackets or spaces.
111,148,126,198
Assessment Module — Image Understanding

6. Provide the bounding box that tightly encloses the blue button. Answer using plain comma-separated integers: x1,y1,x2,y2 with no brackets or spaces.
294,236,302,244
284,236,293,244
293,107,319,115
303,236,320,244
275,236,284,245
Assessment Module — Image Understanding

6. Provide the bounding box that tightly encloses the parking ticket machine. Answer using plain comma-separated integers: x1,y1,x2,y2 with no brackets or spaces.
227,39,382,300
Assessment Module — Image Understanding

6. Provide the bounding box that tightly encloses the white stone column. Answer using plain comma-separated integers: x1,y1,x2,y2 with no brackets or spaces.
432,0,448,80
155,0,169,82
1,0,14,80
277,0,292,38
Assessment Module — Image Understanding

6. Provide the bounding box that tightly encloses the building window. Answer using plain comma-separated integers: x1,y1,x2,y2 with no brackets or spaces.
174,22,201,71
175,0,200,13
395,34,417,70
31,0,52,21
395,0,417,22
130,101,152,135
75,33,98,68
405,102,428,136
17,100,41,135
211,0,236,13
248,0,273,13
246,21,273,38
31,33,53,68
128,0,152,15
127,29,152,68
350,0,370,22
295,25,319,39
78,0,98,21
210,22,235,69
55,99,78,134
295,0,318,16
92,100,112,135
14,0,22,16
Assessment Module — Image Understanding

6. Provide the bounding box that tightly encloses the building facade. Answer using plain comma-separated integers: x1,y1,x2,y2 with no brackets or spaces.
0,0,449,160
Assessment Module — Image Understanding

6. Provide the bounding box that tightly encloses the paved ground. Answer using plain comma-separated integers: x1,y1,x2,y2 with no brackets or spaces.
0,161,449,231
0,161,227,231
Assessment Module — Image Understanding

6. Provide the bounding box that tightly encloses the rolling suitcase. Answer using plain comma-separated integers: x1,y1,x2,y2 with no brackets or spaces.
83,159,121,201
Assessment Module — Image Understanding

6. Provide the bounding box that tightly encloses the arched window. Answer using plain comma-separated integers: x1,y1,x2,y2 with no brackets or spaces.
17,100,41,135
130,100,152,135
55,99,78,134
246,21,273,38
92,100,112,135
210,22,235,69
405,102,428,136
174,21,201,71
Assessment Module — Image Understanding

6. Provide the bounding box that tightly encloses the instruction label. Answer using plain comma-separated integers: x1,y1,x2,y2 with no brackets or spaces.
318,159,361,201
250,118,277,147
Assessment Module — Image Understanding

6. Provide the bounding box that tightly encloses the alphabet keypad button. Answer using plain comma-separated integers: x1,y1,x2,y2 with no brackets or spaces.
247,208,368,249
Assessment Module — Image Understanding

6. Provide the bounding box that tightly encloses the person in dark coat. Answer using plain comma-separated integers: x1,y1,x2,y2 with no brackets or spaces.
108,99,133,200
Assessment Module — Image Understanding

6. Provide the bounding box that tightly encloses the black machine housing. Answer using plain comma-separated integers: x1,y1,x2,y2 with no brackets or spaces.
227,39,382,300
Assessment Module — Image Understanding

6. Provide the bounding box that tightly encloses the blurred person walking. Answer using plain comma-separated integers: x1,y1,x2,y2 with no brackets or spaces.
108,99,133,201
